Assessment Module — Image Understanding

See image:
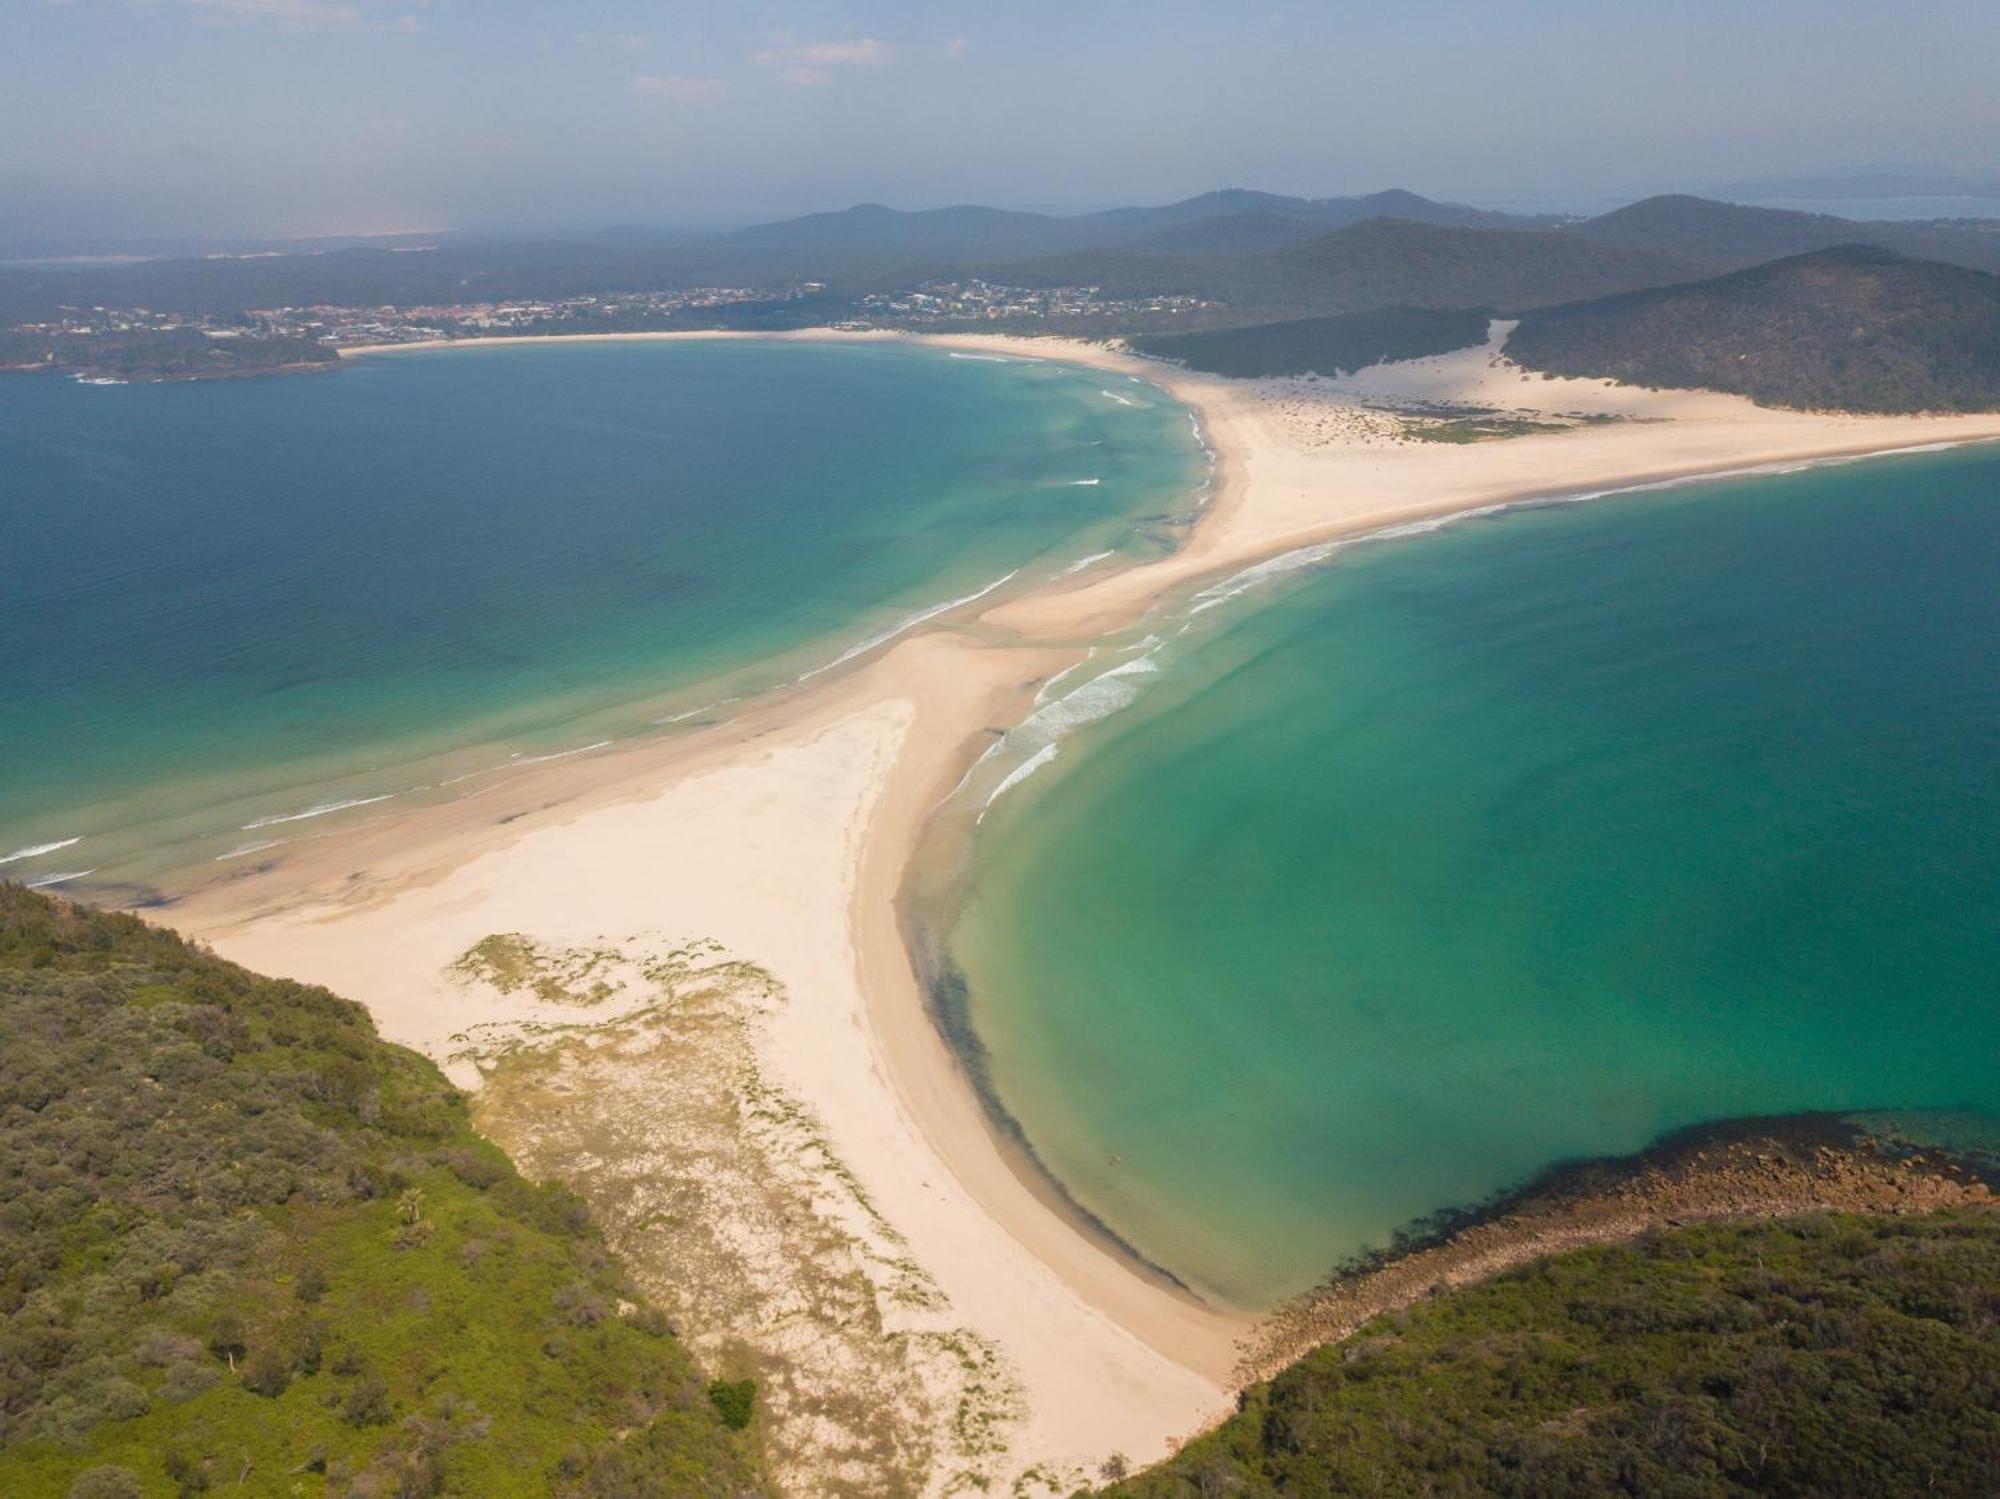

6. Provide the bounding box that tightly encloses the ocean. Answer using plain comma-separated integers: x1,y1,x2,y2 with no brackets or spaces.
0,339,1203,892
943,443,2000,1308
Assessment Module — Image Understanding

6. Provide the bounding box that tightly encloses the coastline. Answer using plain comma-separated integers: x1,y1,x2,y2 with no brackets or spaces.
1243,1111,1998,1384
160,327,2000,1482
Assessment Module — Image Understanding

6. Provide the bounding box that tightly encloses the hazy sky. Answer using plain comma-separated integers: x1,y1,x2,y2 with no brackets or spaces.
6,0,1998,241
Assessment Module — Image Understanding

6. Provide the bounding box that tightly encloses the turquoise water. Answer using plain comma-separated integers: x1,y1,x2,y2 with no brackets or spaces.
947,444,2000,1309
0,340,1201,890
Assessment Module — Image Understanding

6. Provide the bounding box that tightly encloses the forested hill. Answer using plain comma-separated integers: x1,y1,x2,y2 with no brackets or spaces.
1130,306,1491,377
0,885,765,1499
1104,1210,2000,1498
992,218,1706,322
1505,246,2000,412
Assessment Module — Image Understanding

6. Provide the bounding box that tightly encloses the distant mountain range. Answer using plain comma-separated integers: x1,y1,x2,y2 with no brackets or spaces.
8,187,1998,329
705,188,1560,264
1564,194,2000,274
6,188,2000,411
956,215,1700,325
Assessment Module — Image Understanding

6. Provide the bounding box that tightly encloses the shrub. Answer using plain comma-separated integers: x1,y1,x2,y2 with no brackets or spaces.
240,1344,291,1398
159,1360,220,1404
205,1311,246,1364
707,1378,755,1431
343,1373,394,1428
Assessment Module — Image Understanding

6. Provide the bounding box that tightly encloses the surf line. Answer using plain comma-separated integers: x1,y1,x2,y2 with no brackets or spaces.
0,836,83,866
241,793,396,831
796,569,1022,682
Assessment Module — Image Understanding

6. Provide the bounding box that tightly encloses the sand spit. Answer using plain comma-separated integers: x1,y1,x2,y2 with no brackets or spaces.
170,327,2000,1487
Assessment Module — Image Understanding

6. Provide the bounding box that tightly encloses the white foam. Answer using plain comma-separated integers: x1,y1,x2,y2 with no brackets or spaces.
798,569,1021,681
979,743,1060,818
25,869,94,888
1019,652,1160,736
1032,653,1095,707
935,739,1007,811
0,836,82,866
1067,478,1102,487
948,352,1014,363
216,839,284,862
1189,539,1348,615
508,739,612,767
965,648,1166,820
241,793,394,831
952,432,2000,837
1055,550,1115,579
1099,389,1140,407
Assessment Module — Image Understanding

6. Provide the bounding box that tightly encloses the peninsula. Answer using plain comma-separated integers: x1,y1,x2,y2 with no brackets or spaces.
134,325,2000,1489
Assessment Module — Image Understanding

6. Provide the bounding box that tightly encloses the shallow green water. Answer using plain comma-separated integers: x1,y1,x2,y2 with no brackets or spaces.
948,445,2000,1308
0,340,1200,890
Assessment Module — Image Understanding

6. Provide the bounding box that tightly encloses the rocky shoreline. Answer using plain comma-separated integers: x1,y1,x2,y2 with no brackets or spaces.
1240,1111,1998,1382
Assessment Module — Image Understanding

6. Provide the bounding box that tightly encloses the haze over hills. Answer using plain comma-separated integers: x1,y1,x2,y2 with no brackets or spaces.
1714,164,2000,207
1698,163,2000,228
6,187,2000,411
4,187,1997,321
1567,194,2000,274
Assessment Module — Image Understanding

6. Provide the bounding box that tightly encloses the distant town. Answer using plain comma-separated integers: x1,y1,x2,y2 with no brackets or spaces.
0,277,1219,381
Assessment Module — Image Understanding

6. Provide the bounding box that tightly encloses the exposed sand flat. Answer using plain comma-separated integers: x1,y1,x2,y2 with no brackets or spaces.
172,326,2000,1486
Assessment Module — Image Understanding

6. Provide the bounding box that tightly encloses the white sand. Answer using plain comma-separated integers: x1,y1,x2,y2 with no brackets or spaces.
172,326,2000,1484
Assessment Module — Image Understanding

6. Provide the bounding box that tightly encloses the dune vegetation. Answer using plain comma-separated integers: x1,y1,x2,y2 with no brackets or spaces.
0,885,764,1499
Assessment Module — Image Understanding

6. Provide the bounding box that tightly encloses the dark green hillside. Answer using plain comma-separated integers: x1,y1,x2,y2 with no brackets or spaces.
1103,1210,2000,1499
1131,306,1490,377
1246,219,1704,319
0,886,763,1499
993,219,1705,325
1507,246,2000,412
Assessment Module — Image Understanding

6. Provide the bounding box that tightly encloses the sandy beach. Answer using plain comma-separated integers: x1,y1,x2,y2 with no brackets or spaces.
166,326,2000,1487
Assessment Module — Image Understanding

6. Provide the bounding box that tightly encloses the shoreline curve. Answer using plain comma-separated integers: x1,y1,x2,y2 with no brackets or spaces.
145,326,2000,1478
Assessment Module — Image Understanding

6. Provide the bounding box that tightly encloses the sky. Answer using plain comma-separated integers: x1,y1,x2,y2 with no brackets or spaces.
5,0,1998,243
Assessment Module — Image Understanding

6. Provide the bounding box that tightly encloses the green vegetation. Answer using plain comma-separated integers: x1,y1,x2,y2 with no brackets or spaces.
999,218,1707,326
0,327,336,381
1393,406,1610,443
708,1380,756,1432
448,933,624,1007
0,885,764,1498
1103,1210,2000,1498
1508,246,2000,412
1130,307,1490,377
